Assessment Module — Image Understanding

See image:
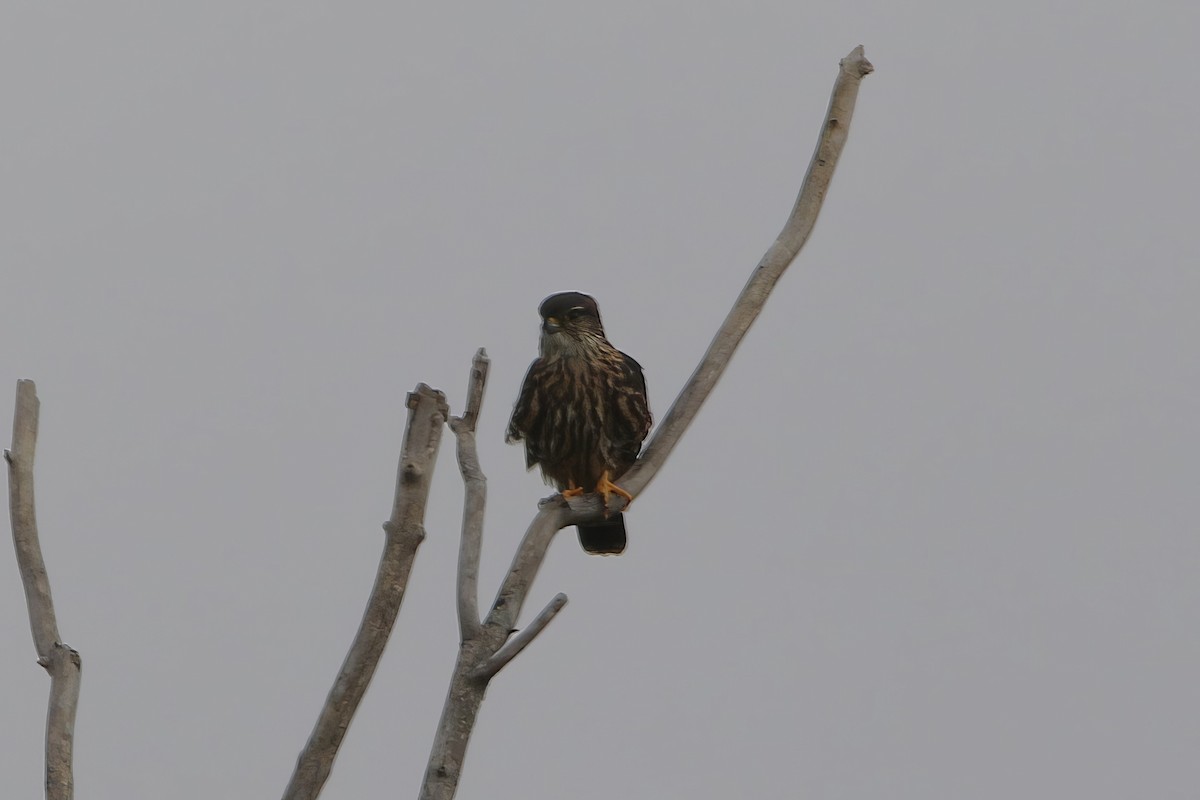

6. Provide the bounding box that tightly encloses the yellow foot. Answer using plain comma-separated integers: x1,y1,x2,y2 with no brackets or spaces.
561,482,585,499
596,470,634,506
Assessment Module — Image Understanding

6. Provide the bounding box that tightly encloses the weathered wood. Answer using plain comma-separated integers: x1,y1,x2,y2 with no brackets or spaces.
282,384,448,800
418,46,873,800
450,349,490,642
622,45,874,499
7,379,82,800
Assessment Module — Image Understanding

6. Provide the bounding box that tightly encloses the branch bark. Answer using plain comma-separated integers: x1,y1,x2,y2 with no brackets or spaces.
421,356,579,800
6,379,81,800
475,592,568,681
620,45,874,500
282,384,449,800
420,46,873,800
449,349,489,642
421,504,572,800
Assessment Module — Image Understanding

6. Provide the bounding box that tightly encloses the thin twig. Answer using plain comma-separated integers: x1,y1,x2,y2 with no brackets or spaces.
449,349,489,642
7,379,81,800
474,592,568,681
282,384,449,800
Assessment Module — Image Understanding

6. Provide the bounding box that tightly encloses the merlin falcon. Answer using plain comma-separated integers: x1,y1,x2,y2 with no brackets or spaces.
506,291,652,554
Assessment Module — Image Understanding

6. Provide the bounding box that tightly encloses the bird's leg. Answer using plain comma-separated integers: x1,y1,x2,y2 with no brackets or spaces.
560,480,585,499
595,470,634,513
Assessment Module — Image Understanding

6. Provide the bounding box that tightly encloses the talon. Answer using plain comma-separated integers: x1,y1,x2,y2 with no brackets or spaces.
595,470,634,506
561,481,585,499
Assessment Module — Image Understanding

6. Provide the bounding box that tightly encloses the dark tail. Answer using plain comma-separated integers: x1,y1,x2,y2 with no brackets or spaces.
577,514,627,555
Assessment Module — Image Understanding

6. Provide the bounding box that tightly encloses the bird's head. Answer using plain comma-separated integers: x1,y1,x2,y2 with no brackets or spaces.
538,291,607,357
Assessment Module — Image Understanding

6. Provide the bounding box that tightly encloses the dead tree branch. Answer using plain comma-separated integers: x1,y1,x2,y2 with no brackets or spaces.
421,354,582,800
6,379,81,800
421,499,573,800
420,45,873,800
282,384,449,800
620,45,873,500
474,592,568,681
5,45,871,800
450,349,489,642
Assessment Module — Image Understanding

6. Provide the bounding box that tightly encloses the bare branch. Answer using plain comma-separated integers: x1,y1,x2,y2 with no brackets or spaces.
620,46,874,500
421,48,873,800
474,592,568,681
7,379,81,800
449,349,489,642
421,503,572,800
452,347,489,433
484,502,573,633
43,643,82,800
7,380,58,652
283,384,449,800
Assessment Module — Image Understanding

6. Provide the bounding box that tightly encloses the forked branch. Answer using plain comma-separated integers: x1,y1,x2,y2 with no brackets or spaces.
421,46,874,800
475,592,568,681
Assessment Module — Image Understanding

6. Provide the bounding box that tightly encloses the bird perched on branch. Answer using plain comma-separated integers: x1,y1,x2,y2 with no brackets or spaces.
507,291,652,555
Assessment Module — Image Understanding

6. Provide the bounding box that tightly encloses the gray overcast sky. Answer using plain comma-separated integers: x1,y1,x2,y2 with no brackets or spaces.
3,2,1197,798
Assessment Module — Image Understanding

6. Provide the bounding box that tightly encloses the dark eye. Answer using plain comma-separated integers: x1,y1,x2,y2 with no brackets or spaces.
567,307,586,319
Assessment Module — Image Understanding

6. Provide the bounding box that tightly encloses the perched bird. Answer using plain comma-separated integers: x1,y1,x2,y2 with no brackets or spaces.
506,291,652,554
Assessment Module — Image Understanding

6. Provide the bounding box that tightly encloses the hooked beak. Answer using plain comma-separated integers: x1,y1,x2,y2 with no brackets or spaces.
542,316,562,334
